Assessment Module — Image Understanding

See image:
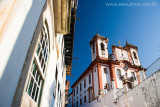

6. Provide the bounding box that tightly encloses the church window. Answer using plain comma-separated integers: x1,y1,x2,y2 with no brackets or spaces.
26,20,50,105
128,82,132,89
117,69,121,79
131,72,136,80
123,65,128,71
133,52,137,59
101,42,105,50
104,68,108,74
89,74,91,84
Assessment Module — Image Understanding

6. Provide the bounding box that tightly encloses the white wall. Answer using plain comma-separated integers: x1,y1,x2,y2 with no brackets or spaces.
101,65,111,92
115,67,138,88
115,48,129,61
82,70,160,107
53,34,66,107
0,0,45,107
38,3,58,107
116,70,160,107
72,71,93,107
93,67,99,98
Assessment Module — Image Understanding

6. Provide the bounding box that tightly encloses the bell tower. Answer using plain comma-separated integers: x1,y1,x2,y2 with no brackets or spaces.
89,32,109,61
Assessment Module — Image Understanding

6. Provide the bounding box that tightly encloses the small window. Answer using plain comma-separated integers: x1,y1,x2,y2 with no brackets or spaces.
77,86,78,94
55,68,58,82
84,79,86,88
133,51,137,59
123,65,128,71
74,89,75,96
128,82,132,89
89,74,91,84
80,98,82,105
80,83,82,92
84,96,86,103
58,82,60,92
104,68,108,74
117,69,121,79
92,42,95,53
131,72,136,80
101,42,105,51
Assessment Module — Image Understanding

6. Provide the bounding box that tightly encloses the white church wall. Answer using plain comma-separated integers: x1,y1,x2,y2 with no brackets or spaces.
97,39,108,59
115,48,129,61
115,67,123,88
0,0,45,107
93,67,99,98
130,48,141,66
101,65,111,92
127,69,139,86
91,41,96,61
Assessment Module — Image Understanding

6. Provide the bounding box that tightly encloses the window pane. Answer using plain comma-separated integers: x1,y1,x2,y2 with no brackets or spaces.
31,82,37,99
28,77,34,96
35,87,39,102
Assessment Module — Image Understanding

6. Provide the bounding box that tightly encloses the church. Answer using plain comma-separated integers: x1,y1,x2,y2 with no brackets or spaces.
67,33,146,107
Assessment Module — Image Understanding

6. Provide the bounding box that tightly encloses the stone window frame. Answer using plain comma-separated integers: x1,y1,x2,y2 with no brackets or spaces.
25,20,50,105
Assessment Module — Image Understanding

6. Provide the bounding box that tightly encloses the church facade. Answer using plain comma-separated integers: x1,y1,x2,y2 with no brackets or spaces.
67,33,146,107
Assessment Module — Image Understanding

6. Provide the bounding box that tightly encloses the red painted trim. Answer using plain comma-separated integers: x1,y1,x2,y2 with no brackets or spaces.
97,64,103,91
113,66,118,88
136,69,141,83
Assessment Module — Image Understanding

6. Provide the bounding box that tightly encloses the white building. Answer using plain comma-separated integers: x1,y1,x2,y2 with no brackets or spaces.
0,0,78,107
67,33,146,107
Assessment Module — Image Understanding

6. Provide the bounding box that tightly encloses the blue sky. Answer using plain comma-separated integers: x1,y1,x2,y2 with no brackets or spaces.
67,0,160,92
